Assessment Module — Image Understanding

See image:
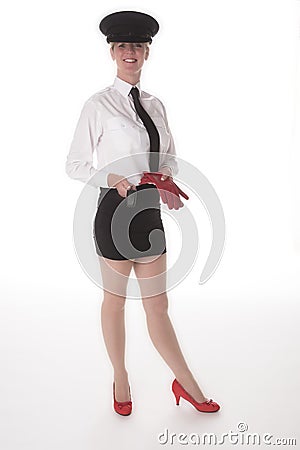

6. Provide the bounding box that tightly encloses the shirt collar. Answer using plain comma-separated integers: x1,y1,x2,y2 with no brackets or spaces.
113,76,141,98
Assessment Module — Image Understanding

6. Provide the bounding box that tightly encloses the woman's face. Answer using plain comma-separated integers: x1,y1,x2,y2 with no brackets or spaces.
110,42,149,80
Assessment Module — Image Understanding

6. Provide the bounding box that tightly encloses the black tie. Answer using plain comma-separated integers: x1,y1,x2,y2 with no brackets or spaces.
129,86,160,172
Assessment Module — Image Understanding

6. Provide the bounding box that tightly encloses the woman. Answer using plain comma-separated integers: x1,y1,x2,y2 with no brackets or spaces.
66,10,220,416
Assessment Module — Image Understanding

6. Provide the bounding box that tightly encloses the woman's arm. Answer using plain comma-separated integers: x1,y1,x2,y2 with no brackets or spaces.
158,102,179,178
65,99,110,187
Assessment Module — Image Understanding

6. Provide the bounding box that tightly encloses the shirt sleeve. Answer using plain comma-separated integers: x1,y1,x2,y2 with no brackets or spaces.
158,102,179,178
65,98,110,188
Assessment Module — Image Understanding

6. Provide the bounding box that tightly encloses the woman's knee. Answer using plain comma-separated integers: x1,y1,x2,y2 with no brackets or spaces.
102,293,126,312
142,294,169,316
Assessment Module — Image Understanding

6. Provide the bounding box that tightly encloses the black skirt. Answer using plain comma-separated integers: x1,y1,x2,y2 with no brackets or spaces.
93,183,167,260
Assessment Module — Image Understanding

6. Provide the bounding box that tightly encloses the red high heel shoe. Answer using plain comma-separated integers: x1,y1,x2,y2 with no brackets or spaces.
172,379,220,412
113,382,132,416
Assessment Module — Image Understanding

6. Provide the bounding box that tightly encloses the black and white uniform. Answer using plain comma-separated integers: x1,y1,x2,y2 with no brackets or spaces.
66,76,179,260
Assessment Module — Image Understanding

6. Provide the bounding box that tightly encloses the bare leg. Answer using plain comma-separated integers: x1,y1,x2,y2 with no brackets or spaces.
99,256,133,402
133,253,208,403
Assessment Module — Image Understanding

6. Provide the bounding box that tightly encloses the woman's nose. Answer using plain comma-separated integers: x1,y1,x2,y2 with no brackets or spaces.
126,44,135,52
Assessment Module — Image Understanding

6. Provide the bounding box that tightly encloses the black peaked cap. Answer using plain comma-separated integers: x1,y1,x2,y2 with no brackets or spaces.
99,11,159,43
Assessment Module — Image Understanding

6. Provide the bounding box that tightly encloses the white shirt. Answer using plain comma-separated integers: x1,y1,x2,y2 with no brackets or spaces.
65,76,179,188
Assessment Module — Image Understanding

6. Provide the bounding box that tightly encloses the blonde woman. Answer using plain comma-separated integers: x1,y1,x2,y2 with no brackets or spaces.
66,10,220,416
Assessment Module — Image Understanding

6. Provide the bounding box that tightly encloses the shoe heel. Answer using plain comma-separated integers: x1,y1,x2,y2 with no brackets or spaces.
172,380,181,405
171,378,220,413
172,388,180,405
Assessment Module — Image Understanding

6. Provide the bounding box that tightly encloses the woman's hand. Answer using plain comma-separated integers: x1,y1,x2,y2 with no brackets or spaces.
107,173,137,198
159,166,173,182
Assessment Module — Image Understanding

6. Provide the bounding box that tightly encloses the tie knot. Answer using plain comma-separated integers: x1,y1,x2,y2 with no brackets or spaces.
130,86,139,100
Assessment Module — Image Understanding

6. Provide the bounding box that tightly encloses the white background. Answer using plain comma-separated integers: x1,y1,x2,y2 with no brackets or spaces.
1,0,300,449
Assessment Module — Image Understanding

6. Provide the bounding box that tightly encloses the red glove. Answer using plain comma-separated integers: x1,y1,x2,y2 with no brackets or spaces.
138,171,189,210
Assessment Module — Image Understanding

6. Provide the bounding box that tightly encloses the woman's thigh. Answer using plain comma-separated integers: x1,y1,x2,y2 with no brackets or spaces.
98,256,134,298
132,253,167,300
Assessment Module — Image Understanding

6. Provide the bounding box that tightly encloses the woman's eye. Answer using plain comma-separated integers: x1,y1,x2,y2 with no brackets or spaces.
117,43,141,49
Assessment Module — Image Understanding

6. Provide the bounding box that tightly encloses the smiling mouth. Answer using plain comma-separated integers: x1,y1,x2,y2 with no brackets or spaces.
123,59,137,63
